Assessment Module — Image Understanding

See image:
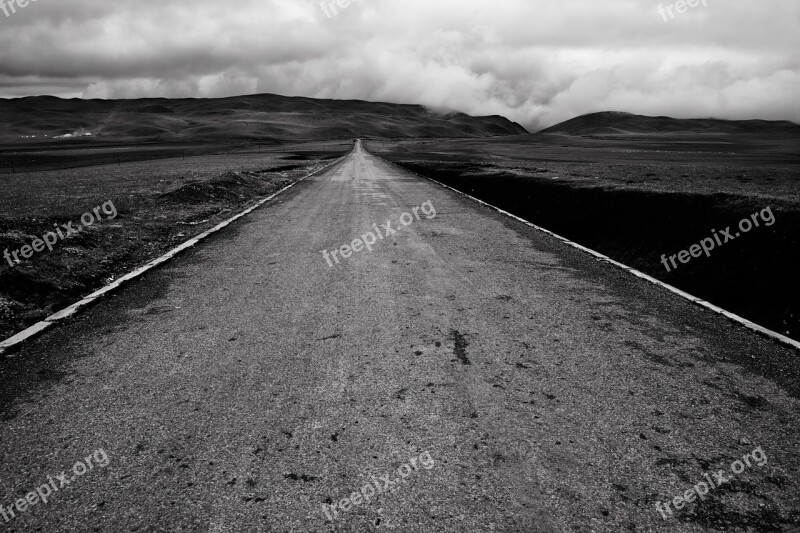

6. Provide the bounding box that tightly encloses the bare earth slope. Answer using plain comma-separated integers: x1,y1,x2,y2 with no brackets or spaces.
0,142,797,532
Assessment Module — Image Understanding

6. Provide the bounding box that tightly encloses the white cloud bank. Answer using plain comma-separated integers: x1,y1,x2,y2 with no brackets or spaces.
0,0,797,130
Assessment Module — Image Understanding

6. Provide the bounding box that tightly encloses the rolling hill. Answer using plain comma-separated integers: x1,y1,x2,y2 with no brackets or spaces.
539,111,800,136
0,93,528,143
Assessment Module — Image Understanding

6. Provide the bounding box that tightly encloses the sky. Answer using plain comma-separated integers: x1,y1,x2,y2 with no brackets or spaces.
0,0,798,130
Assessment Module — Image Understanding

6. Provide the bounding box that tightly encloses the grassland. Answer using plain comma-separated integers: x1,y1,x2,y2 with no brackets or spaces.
0,140,351,340
367,132,800,342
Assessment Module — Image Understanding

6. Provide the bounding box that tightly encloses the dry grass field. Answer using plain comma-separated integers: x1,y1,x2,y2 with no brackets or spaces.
0,140,351,339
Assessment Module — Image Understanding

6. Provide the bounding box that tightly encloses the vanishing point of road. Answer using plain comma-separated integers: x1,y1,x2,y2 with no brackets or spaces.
1,141,798,532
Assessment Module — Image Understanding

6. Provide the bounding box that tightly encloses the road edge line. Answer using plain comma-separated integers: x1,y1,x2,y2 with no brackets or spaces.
370,150,800,352
0,153,348,357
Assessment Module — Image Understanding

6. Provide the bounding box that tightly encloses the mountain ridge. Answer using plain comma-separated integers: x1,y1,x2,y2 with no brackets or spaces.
0,93,528,142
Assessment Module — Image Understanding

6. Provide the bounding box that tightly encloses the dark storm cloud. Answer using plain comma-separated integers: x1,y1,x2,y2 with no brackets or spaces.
0,0,797,129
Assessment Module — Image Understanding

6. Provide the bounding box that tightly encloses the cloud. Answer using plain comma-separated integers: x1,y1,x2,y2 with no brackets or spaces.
0,0,797,129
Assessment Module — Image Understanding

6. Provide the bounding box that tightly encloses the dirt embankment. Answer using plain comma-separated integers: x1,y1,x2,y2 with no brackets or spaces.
393,162,800,342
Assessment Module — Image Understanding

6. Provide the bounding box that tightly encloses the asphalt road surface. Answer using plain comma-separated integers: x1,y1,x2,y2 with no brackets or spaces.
1,141,798,532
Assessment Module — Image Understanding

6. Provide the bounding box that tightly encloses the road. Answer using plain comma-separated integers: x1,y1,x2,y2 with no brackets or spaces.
1,141,798,532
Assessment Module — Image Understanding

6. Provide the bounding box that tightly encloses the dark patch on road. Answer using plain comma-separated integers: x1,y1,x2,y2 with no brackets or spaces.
319,334,341,341
624,340,674,367
450,329,471,365
701,378,726,391
145,305,176,315
284,473,317,482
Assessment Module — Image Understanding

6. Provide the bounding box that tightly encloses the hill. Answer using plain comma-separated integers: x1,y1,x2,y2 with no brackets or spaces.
0,93,527,143
539,111,800,136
